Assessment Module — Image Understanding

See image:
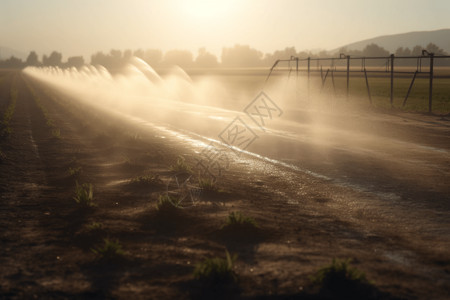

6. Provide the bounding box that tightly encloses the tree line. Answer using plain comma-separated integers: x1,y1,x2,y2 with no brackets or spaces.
0,42,448,69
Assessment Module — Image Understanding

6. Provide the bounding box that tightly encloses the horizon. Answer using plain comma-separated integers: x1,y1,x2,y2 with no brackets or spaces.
1,28,450,63
2,0,450,60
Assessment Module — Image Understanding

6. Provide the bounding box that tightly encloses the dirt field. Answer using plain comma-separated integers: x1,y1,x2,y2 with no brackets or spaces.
0,69,449,299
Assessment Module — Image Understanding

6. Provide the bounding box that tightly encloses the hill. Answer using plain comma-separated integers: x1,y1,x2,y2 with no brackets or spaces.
334,29,450,54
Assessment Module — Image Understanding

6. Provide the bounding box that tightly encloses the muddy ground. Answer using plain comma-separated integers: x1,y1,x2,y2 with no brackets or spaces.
0,70,449,299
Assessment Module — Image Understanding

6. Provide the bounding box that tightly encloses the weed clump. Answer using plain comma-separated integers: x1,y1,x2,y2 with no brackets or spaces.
155,194,182,214
198,177,219,193
86,222,104,231
73,181,95,208
68,166,82,177
310,258,375,299
51,128,61,139
91,238,125,260
222,211,258,230
129,174,162,187
170,155,192,174
194,250,238,285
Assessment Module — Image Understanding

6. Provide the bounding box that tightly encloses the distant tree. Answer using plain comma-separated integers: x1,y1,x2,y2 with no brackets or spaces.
318,50,330,57
123,49,133,61
0,56,23,68
90,49,128,69
394,47,414,66
362,43,389,57
66,56,85,68
395,47,412,56
338,47,348,55
411,45,423,56
91,51,108,66
283,46,298,58
109,49,124,69
195,47,218,68
424,43,449,66
297,50,312,58
425,43,447,55
25,51,40,66
43,51,62,67
163,49,194,68
144,49,163,67
338,47,362,57
221,44,264,67
110,49,122,61
133,49,145,59
264,47,298,65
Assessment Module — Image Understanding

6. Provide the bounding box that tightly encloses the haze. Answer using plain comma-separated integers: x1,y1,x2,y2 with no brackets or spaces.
2,0,450,59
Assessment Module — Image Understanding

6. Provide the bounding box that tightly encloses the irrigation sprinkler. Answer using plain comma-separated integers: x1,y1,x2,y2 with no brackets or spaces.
422,50,434,113
264,53,449,112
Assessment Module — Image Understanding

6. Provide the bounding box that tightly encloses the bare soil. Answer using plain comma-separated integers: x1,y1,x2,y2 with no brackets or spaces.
0,70,449,299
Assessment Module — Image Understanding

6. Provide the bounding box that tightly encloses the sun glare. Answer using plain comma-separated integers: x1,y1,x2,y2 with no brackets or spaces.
179,0,237,20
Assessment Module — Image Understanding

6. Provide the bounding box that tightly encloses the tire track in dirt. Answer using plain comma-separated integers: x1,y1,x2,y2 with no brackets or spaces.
0,72,52,296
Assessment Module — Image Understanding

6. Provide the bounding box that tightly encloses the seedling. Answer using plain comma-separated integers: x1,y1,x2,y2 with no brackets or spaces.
68,166,82,177
170,155,192,174
73,181,95,207
193,250,238,285
310,258,372,297
155,194,182,214
91,238,125,260
222,211,258,230
130,174,162,187
198,177,218,193
86,222,104,231
52,128,61,139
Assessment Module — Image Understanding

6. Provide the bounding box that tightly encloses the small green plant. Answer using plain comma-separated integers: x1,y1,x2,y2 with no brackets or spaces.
4,88,17,124
26,81,60,136
155,194,182,214
310,258,371,296
193,250,238,285
198,177,218,192
46,118,54,127
130,174,162,187
86,222,104,231
0,87,17,138
68,166,82,177
222,211,258,230
73,181,95,207
121,154,131,164
51,128,61,139
91,238,125,260
170,155,192,173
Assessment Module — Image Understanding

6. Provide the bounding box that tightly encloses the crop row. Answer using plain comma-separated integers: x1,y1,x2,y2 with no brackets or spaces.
25,79,61,139
71,158,378,299
0,76,18,160
0,77,18,138
23,77,383,298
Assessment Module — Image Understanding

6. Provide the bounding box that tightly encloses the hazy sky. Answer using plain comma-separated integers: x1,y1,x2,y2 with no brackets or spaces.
1,0,449,59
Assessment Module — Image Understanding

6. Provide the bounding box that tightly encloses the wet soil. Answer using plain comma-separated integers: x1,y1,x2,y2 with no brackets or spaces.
0,70,449,299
